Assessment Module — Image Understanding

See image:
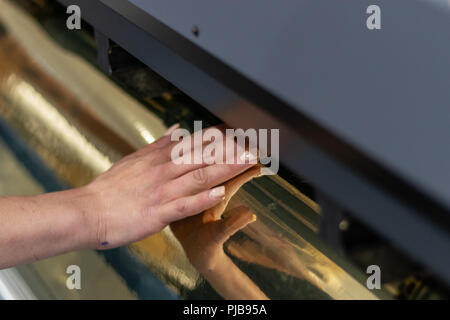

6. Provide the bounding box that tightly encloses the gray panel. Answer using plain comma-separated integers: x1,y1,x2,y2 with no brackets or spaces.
130,0,450,210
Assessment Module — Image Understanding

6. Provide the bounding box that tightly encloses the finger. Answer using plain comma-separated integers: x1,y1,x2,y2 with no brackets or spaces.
159,161,256,204
160,136,258,202
156,136,238,182
148,125,227,166
212,206,257,244
154,186,226,226
164,123,180,136
170,126,229,164
204,164,263,222
154,155,210,184
129,134,173,160
225,164,263,196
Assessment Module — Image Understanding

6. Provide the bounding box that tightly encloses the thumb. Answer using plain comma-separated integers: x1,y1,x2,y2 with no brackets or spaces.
213,206,257,245
204,164,263,222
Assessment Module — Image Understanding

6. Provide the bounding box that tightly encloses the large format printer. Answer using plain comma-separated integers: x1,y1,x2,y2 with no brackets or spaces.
0,0,449,299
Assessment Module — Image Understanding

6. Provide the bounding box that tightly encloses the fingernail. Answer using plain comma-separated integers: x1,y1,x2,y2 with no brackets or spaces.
251,214,257,222
209,186,226,199
239,151,257,163
164,123,180,136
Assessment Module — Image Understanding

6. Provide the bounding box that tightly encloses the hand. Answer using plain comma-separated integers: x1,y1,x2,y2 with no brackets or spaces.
79,126,256,250
171,165,262,273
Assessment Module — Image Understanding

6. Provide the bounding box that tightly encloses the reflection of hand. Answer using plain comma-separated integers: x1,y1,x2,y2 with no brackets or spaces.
171,205,255,273
171,165,260,272
171,165,268,299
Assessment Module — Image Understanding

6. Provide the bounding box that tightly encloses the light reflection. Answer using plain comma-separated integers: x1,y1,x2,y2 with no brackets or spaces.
135,121,156,144
4,74,113,174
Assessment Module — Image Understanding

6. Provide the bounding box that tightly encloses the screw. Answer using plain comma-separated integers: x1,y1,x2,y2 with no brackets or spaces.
339,219,350,231
192,25,199,37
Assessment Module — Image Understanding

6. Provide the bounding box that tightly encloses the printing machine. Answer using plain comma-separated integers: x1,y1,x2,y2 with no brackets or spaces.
0,0,449,299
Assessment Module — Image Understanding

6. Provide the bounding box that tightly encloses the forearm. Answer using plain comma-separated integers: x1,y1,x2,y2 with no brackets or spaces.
0,188,92,269
202,256,269,300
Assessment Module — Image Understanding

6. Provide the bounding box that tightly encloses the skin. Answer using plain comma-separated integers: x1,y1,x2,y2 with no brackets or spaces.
171,165,269,300
0,125,257,270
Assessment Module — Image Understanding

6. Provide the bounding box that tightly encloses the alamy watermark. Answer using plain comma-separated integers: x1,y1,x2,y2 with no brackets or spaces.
66,265,81,290
66,4,381,31
366,5,382,30
66,5,81,30
366,265,381,290
169,121,279,176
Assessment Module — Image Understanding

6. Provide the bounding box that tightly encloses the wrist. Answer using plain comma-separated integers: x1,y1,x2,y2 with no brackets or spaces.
40,186,101,251
66,184,103,250
18,187,98,261
197,253,231,276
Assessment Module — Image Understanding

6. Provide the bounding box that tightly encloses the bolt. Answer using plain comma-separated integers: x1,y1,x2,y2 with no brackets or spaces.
339,219,350,231
192,25,199,37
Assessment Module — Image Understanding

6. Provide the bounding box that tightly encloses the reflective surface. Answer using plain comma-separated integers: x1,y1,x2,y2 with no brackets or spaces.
0,0,385,299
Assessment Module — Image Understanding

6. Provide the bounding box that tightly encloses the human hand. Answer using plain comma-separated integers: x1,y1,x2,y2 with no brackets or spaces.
79,126,256,250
